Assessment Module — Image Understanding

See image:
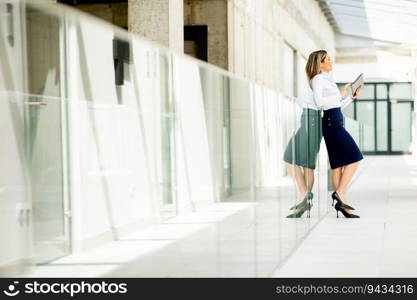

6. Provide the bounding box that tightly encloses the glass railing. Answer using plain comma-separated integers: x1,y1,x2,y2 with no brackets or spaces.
345,116,366,151
1,0,337,277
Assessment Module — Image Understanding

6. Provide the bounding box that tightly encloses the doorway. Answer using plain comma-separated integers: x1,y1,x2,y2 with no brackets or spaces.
184,25,208,62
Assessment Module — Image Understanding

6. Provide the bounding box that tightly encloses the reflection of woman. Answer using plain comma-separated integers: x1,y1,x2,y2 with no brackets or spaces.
284,95,322,218
307,50,363,218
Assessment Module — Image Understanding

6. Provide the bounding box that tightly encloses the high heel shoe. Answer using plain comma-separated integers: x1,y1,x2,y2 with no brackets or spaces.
331,191,355,210
335,202,360,218
286,200,313,218
290,191,313,210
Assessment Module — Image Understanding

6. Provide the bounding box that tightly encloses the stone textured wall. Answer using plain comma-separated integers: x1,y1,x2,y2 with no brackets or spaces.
129,0,184,54
69,3,128,29
184,0,228,70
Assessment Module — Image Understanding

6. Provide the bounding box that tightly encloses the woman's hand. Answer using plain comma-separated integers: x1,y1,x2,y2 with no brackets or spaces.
352,86,362,99
341,83,352,98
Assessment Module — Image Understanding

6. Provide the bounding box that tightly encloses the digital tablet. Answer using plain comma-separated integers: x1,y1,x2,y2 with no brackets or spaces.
351,73,364,95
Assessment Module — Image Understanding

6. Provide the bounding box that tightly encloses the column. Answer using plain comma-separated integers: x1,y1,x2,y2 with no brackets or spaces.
128,0,184,54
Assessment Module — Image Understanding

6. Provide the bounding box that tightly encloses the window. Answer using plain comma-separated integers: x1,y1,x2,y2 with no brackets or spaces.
389,83,412,100
376,84,387,99
335,81,413,154
357,83,374,100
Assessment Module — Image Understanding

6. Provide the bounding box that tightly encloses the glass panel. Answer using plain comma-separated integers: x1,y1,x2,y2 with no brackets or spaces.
173,54,222,217
345,117,362,148
376,101,388,151
253,85,282,277
27,96,68,263
26,7,70,263
391,102,412,152
377,84,387,99
283,43,295,97
389,83,412,100
1,0,333,278
222,77,232,197
276,92,298,266
198,66,231,200
298,56,311,101
158,51,176,217
221,77,256,276
356,101,375,151
343,102,354,119
357,83,374,100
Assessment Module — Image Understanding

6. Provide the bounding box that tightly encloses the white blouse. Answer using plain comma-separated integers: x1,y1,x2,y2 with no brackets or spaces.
310,71,353,110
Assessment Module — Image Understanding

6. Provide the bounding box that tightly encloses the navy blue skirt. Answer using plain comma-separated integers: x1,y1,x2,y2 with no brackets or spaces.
322,107,363,169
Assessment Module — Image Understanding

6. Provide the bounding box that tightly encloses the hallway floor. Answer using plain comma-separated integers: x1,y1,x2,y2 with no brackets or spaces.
272,155,417,277
25,155,417,277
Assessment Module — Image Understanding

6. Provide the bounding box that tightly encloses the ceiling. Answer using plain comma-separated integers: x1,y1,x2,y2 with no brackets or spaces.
318,0,417,46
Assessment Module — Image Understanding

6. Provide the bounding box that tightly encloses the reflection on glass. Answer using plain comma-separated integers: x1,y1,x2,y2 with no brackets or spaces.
283,107,322,218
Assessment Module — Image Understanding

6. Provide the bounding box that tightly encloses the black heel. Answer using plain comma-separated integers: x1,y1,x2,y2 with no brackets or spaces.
332,191,355,210
335,203,360,218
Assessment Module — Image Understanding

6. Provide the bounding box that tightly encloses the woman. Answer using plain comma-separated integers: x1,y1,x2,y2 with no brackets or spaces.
307,50,363,218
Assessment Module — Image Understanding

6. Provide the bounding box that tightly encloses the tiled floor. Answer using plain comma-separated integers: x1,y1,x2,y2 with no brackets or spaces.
25,155,416,278
272,155,417,277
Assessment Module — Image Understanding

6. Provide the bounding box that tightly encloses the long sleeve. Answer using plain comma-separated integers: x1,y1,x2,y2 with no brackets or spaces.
340,95,353,110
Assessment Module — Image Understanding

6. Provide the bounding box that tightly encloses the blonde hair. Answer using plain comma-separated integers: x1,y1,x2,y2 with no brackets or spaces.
306,50,327,86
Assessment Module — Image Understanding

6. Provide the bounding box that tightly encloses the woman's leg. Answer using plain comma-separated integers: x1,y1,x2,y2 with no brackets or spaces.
286,163,308,201
303,167,315,193
332,167,343,192
335,161,360,212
